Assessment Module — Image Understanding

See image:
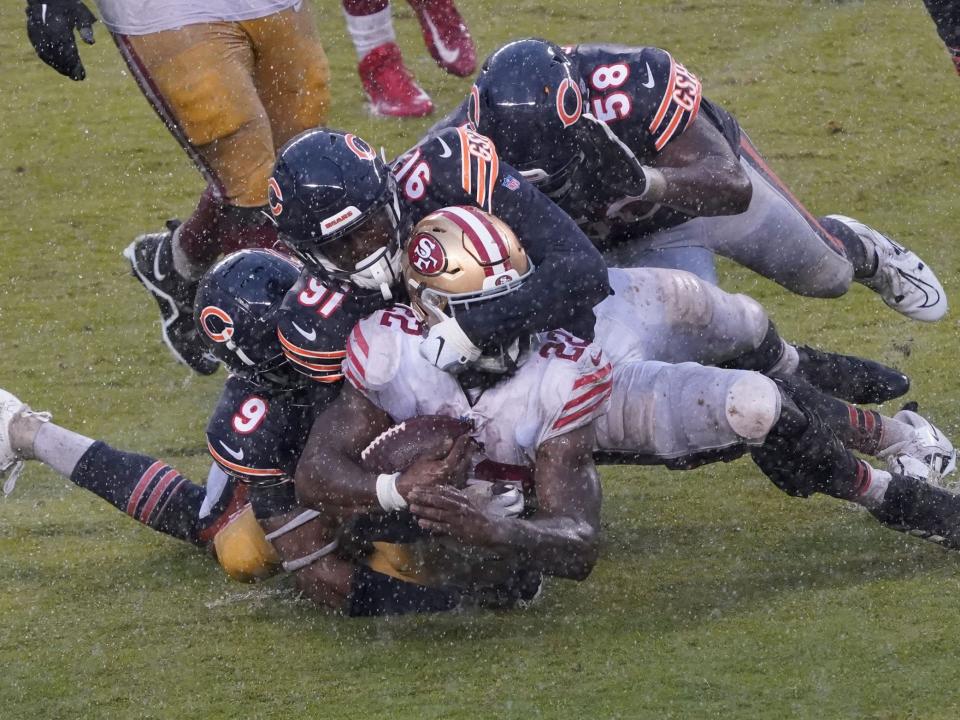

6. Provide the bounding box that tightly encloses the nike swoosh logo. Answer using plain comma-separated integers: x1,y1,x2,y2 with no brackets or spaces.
437,136,452,158
219,442,244,461
642,62,655,89
899,270,941,308
153,240,167,281
422,12,461,65
292,321,317,342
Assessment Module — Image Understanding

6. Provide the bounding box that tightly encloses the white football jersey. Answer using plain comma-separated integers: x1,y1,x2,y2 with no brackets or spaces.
342,306,613,467
94,0,301,35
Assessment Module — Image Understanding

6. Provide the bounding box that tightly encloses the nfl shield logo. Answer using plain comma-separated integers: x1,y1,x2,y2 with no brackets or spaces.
501,175,520,191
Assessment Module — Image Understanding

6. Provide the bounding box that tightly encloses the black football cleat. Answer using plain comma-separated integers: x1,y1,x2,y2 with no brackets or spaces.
794,345,909,405
123,220,219,376
869,472,960,549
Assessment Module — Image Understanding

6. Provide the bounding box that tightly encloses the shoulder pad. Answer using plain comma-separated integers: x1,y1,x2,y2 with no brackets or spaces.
342,306,422,395
534,330,613,445
639,48,702,152
206,377,314,485
277,271,361,383
393,126,501,215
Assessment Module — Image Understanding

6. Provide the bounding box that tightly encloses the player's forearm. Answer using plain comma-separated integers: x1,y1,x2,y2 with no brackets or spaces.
488,515,599,581
652,158,751,216
294,448,382,514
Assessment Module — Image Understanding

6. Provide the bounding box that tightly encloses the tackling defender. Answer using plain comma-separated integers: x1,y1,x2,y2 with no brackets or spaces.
431,39,947,322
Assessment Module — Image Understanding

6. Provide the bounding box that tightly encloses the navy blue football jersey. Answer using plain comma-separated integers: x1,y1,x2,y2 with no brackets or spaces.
436,43,743,250
277,268,384,384
392,125,609,344
205,376,327,486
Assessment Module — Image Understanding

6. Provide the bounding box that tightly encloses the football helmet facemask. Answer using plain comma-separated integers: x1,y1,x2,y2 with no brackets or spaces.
195,249,307,388
403,206,533,373
269,128,408,300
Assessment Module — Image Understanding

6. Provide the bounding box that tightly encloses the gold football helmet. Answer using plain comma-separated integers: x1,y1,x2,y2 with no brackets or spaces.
402,206,532,326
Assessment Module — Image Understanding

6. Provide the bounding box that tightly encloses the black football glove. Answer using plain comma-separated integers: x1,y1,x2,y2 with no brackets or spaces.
25,0,97,81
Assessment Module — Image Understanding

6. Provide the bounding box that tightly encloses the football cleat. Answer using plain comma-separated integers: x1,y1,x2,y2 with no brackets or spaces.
411,0,477,77
123,221,220,375
0,388,50,496
793,345,910,405
869,472,960,549
827,215,947,322
358,43,434,118
881,408,957,486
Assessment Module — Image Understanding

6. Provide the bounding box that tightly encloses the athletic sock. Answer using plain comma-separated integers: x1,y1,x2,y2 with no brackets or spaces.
70,441,210,546
854,466,892,509
172,185,226,275
818,215,876,278
342,0,395,60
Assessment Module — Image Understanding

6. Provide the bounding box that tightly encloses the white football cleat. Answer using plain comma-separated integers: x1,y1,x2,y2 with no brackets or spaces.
0,388,50,496
881,409,957,487
828,215,947,322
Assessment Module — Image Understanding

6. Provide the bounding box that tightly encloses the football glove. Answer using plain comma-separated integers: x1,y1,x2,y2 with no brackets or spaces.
419,316,481,372
26,0,97,81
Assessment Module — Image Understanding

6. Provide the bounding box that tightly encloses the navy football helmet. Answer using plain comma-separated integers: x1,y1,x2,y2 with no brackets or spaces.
194,249,306,388
469,39,590,200
268,128,407,300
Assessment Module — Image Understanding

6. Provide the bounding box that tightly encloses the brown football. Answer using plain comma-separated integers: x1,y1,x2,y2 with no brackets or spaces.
359,415,473,474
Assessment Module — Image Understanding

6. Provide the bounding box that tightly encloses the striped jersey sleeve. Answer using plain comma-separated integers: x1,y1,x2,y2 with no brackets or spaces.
537,331,614,446
341,309,410,397
644,49,702,152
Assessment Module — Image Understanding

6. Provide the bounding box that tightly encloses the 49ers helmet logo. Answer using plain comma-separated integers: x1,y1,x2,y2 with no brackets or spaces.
408,233,447,275
199,306,235,343
267,177,283,217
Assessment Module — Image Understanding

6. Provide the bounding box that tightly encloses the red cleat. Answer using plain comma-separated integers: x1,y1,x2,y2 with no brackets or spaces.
358,42,434,118
410,0,477,78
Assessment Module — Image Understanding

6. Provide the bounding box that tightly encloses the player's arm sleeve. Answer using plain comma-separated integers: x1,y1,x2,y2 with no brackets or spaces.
538,346,614,447
340,311,404,406
277,271,350,384
631,48,703,154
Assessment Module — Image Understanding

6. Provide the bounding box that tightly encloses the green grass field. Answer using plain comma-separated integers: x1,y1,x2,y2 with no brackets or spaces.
2,1,960,717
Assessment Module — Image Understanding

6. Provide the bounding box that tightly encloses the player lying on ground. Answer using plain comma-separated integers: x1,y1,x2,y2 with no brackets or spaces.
0,251,539,615
294,208,960,571
430,39,947,322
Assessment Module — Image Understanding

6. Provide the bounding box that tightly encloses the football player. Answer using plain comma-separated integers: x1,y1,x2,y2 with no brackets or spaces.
431,39,947,322
24,0,331,375
342,0,476,117
295,208,960,570
922,0,960,75
266,127,916,410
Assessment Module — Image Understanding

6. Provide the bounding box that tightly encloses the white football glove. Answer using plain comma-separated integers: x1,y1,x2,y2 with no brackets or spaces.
419,316,481,372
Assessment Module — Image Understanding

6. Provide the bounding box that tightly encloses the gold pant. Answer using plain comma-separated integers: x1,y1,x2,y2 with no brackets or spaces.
115,5,330,207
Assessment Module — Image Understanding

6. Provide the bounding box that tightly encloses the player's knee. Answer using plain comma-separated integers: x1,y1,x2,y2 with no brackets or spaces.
167,69,264,146
662,269,715,328
725,373,781,441
212,504,282,583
